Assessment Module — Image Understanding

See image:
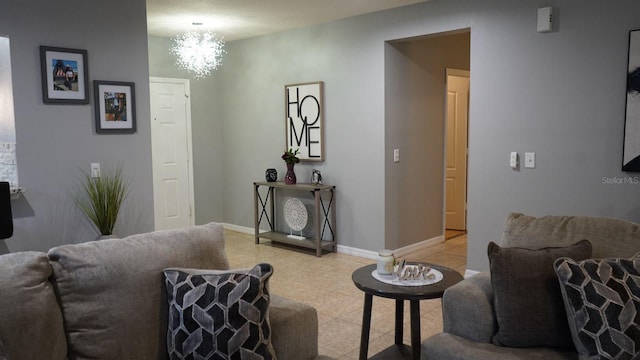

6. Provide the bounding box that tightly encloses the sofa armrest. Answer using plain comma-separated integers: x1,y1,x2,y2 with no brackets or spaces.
269,294,319,360
442,272,497,343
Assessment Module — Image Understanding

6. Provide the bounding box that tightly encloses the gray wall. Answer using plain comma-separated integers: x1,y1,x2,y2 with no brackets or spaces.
148,36,224,225
148,0,640,271
385,32,470,249
1,0,153,252
214,0,640,269
215,14,391,251
465,0,640,270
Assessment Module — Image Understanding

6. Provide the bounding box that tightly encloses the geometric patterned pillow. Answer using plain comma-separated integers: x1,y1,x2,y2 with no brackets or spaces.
554,255,640,360
163,263,276,360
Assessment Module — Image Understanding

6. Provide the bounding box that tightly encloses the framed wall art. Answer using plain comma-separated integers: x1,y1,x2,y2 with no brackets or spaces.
285,81,324,161
40,46,89,104
93,80,136,134
623,29,640,171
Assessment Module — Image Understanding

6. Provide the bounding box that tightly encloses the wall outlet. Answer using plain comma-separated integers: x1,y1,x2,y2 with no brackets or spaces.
90,163,101,178
525,152,535,168
393,149,400,163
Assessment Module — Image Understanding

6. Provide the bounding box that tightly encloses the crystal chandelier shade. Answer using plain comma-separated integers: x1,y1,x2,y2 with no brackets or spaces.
170,31,226,78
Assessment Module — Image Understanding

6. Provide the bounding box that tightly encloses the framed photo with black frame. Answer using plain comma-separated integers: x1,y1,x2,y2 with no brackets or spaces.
623,29,640,171
40,46,89,104
93,80,136,134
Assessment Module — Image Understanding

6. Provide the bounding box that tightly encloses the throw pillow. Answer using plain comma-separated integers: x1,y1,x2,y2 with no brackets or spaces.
164,263,276,360
488,239,592,348
554,254,640,359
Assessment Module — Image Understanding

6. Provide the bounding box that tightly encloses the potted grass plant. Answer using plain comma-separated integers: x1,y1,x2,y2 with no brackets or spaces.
74,164,130,238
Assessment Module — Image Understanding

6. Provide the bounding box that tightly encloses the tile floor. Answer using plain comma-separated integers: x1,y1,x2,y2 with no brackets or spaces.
224,230,467,359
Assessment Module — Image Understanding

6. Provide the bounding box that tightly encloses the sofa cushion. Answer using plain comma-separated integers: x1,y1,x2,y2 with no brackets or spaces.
164,264,276,359
0,251,67,360
47,223,228,360
554,255,640,359
501,213,640,259
488,240,592,348
422,333,579,360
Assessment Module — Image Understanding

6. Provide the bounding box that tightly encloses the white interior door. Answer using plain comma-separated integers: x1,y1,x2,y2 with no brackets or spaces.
150,78,194,230
445,69,470,231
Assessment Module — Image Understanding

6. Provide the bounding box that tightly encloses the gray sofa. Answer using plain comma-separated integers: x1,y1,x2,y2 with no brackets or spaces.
423,212,640,360
0,223,321,359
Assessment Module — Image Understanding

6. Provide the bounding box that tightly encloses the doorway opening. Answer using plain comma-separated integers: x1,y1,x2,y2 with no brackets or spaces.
445,68,469,233
384,29,470,250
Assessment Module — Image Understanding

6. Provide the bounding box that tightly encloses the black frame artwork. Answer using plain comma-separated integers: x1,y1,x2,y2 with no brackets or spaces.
623,29,640,171
40,46,89,104
93,80,136,134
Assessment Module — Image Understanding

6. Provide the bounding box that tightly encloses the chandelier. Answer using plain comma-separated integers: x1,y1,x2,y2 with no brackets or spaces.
170,31,226,78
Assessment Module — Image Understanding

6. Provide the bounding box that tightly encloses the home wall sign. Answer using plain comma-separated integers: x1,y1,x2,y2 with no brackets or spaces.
623,29,640,171
285,82,324,161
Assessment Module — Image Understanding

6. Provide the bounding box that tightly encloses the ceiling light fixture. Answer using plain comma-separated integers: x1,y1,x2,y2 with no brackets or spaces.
170,29,226,78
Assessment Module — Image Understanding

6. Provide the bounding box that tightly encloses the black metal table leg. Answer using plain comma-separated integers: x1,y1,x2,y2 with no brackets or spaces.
395,299,404,345
410,300,421,360
359,294,373,360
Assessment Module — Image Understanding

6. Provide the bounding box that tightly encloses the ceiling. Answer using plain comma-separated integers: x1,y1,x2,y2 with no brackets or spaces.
146,0,430,42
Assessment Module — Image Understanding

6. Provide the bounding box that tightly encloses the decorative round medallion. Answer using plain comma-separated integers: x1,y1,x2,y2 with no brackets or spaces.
283,198,308,231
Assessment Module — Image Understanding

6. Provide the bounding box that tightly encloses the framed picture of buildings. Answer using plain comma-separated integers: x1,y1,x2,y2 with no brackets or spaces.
40,46,89,104
284,81,324,161
93,80,136,134
623,29,640,171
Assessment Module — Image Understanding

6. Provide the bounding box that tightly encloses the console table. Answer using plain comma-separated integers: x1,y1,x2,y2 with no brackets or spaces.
253,181,336,257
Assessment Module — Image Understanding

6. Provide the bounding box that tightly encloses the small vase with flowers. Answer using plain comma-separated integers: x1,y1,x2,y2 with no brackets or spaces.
281,148,300,185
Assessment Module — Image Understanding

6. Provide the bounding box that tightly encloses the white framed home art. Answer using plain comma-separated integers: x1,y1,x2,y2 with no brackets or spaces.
284,81,324,161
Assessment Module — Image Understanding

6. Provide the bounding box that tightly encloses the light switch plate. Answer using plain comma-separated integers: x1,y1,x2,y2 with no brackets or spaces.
510,152,518,169
537,7,553,33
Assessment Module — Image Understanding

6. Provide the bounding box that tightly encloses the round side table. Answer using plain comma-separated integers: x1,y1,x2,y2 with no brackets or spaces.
352,262,463,360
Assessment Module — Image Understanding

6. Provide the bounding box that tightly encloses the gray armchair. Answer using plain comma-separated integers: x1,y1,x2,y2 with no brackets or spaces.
422,213,640,360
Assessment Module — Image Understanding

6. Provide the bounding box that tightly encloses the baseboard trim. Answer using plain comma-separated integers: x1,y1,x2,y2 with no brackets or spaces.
464,269,480,278
223,224,447,262
392,235,444,258
336,245,378,259
337,235,444,260
223,223,258,234
223,224,382,259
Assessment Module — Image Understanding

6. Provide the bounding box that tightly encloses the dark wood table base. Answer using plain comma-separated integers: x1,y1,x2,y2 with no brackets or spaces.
369,345,412,360
352,263,463,360
359,296,421,360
